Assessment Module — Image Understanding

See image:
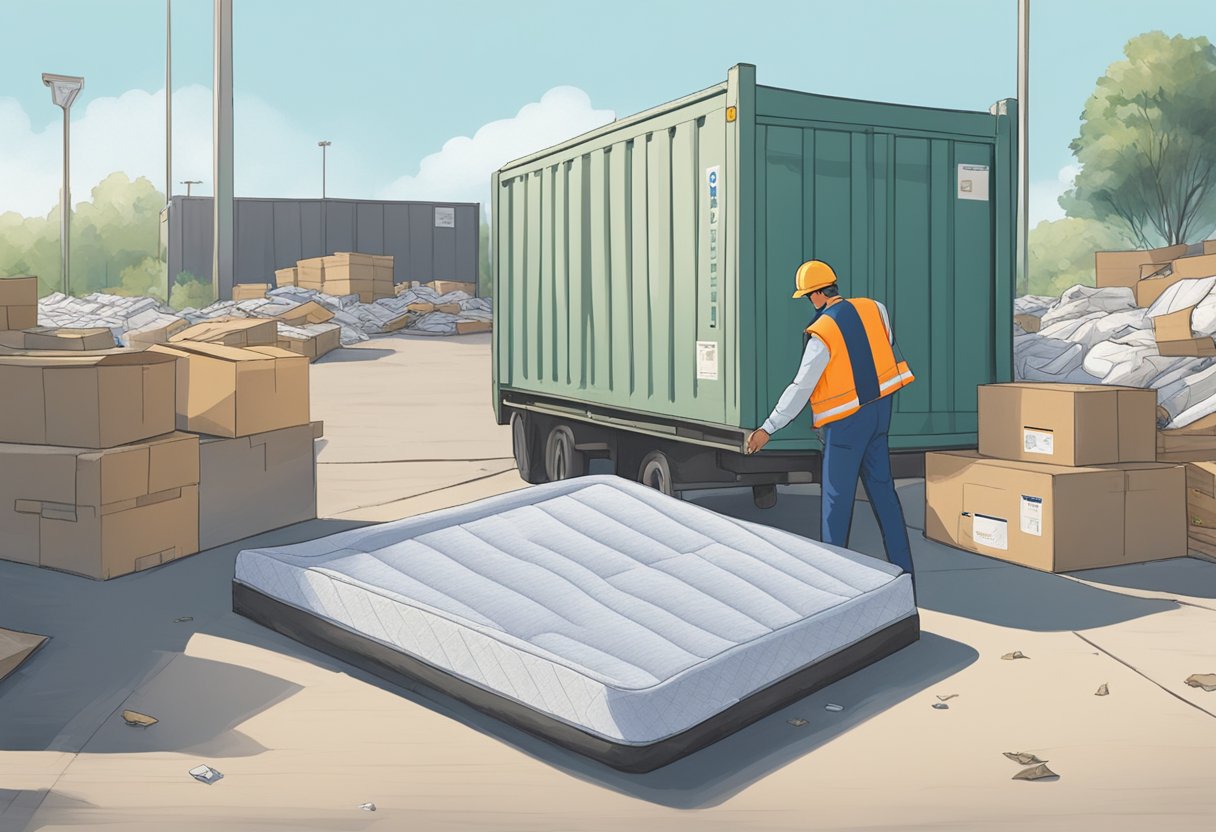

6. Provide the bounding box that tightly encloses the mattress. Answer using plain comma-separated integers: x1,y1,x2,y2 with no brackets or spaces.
234,475,917,771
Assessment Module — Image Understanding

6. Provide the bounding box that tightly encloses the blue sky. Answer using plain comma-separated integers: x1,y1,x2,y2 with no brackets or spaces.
1,0,1213,221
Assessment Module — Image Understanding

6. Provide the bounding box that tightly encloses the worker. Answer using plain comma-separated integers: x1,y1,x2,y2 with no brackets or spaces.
746,260,916,578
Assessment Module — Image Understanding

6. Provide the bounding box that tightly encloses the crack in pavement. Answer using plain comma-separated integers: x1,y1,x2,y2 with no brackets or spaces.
332,469,521,516
1072,630,1216,721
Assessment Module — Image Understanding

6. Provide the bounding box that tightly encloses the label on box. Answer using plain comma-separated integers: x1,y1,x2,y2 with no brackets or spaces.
972,513,1008,550
1020,494,1043,536
696,340,719,381
1023,427,1054,455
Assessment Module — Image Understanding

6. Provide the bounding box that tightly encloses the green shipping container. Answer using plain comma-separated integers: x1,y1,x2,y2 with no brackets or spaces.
493,64,1016,492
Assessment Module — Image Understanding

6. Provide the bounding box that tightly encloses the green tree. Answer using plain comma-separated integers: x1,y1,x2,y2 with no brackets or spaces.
1027,217,1133,296
1061,32,1216,247
169,271,214,311
478,220,492,297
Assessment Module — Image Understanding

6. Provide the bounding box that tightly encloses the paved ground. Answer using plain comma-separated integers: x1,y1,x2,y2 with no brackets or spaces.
2,333,1216,832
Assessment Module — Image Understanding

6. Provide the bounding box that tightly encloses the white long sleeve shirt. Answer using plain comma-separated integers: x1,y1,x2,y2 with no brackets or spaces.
760,301,893,436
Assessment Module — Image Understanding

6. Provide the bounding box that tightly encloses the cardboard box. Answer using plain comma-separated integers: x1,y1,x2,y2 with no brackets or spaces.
148,341,309,438
456,320,492,334
199,423,317,550
1205,240,1216,256
276,323,341,361
0,627,47,685
125,318,189,348
1014,313,1041,333
978,382,1157,466
371,254,394,287
1157,417,1216,461
310,419,324,439
1171,251,1216,279
272,300,333,326
1095,245,1188,290
925,450,1186,571
0,350,177,448
171,318,278,348
428,280,477,297
274,267,298,288
436,302,462,314
381,314,410,333
0,327,115,351
296,257,326,287
0,276,39,331
0,432,200,580
232,283,271,301
406,301,435,313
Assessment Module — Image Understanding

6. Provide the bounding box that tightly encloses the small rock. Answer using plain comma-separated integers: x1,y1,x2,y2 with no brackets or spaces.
1013,763,1058,781
936,694,958,702
1004,752,1047,765
359,803,376,812
1001,651,1029,660
932,702,949,710
1184,673,1216,692
121,709,158,728
174,616,193,623
188,764,223,784
824,703,844,713
787,718,808,727
1095,683,1109,696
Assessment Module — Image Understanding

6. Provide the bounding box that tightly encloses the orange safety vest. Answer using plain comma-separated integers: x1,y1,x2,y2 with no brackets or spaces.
805,297,914,428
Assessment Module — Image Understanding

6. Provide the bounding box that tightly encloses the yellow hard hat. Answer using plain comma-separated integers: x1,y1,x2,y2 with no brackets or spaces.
792,260,838,298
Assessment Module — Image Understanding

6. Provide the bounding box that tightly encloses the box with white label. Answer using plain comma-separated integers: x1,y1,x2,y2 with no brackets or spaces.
978,382,1157,467
925,450,1185,572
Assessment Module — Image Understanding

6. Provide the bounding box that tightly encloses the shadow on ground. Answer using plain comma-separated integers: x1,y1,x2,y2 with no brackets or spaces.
1070,558,1216,600
315,348,396,364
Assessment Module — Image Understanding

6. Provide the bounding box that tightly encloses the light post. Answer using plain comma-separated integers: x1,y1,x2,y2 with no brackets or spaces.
181,179,202,197
317,140,332,198
42,73,85,296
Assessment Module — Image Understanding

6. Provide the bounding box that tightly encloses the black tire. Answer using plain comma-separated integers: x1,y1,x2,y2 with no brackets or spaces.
752,483,778,510
638,450,675,497
544,424,587,481
511,411,548,485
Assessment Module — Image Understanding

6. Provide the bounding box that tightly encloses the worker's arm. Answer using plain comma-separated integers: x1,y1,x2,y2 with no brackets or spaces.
877,301,893,344
759,336,829,435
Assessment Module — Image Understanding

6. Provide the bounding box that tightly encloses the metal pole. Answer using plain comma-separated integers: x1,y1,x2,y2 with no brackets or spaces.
166,0,172,203
322,144,327,198
62,106,71,295
212,0,234,301
1017,0,1029,296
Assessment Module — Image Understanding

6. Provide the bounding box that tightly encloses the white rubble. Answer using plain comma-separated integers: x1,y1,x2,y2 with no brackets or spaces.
35,284,493,348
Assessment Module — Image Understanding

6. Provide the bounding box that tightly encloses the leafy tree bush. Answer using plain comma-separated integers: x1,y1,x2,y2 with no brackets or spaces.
1027,217,1132,296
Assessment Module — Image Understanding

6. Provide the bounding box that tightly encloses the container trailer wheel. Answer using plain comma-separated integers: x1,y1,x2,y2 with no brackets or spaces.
544,424,587,481
638,450,675,497
511,411,549,485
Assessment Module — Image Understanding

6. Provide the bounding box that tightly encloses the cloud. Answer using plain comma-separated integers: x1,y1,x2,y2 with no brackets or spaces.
0,85,323,217
1028,163,1080,226
379,86,615,212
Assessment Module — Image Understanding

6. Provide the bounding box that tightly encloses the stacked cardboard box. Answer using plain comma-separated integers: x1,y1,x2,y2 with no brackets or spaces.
926,383,1187,571
1095,245,1188,291
427,280,477,297
232,283,272,301
0,326,115,351
171,318,278,349
0,348,201,579
1,276,38,330
1150,304,1216,357
274,267,298,288
294,252,394,302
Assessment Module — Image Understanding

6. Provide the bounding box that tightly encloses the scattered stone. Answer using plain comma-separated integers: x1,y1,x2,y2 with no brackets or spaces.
1095,683,1110,696
787,718,808,727
1003,752,1047,765
932,702,949,710
937,694,958,702
1001,651,1029,660
1185,673,1216,692
359,803,376,812
188,764,223,784
121,709,158,728
824,703,844,713
1013,763,1058,781
173,616,193,623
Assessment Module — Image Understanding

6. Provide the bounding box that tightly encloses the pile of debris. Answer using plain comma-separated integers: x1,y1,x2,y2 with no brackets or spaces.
35,282,494,353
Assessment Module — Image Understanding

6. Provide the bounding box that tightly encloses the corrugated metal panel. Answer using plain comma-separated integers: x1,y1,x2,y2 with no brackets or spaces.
168,197,480,293
495,65,1015,452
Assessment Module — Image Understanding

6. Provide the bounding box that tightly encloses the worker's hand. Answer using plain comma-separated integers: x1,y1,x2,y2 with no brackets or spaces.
746,428,770,455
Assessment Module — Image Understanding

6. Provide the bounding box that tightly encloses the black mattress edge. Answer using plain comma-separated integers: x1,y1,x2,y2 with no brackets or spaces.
233,580,919,773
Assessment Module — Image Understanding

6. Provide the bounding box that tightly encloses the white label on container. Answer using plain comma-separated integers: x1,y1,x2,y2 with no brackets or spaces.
696,340,719,381
1020,494,1044,537
957,164,990,201
706,166,721,329
434,207,455,228
972,514,1008,550
1023,427,1054,455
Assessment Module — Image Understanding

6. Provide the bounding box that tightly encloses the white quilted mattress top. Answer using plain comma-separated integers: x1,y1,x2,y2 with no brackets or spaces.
235,475,915,744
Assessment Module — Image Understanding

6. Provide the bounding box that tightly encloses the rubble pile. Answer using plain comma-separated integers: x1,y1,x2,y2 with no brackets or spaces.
35,283,494,351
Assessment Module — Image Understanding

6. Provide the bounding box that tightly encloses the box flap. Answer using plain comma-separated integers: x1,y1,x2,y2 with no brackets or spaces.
1171,252,1216,279
0,349,178,368
153,339,278,363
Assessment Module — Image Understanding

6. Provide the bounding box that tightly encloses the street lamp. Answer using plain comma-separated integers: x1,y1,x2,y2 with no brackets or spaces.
42,72,84,296
318,140,331,198
181,179,202,197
